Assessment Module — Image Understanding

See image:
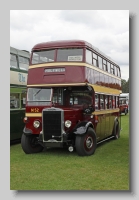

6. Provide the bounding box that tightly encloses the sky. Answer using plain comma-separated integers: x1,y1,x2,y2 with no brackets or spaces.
10,10,129,81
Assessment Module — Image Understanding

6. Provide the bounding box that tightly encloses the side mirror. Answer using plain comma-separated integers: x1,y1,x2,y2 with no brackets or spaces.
83,105,95,114
91,106,95,112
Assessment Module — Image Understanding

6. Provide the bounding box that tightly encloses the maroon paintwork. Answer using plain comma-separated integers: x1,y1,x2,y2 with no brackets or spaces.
27,66,85,85
25,106,94,135
28,64,121,90
32,40,92,51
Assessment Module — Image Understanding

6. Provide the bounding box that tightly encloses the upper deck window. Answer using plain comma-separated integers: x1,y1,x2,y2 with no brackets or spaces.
103,59,107,71
111,64,115,75
32,50,55,64
98,56,103,69
114,66,118,76
19,56,29,71
57,48,83,62
10,54,18,68
86,49,92,64
107,62,110,73
117,68,121,77
93,53,98,67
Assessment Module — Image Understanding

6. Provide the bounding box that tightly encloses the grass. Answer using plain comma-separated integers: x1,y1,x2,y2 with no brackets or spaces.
10,113,129,191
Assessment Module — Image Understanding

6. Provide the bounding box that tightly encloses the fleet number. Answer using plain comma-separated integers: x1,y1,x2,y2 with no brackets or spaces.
31,108,39,112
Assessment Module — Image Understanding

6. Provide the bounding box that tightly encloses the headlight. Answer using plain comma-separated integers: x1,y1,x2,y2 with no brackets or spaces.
65,120,72,128
33,120,40,128
23,117,28,123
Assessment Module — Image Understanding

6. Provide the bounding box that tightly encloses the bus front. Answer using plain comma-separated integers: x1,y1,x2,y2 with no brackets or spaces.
21,40,96,155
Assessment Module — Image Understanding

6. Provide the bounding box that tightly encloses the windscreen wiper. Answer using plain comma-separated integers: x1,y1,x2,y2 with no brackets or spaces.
34,89,41,97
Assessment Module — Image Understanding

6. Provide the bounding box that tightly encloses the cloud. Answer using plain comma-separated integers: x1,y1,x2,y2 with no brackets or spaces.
120,65,129,81
59,10,129,33
10,10,129,80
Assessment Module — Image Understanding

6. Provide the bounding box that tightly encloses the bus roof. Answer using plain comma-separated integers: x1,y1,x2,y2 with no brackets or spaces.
31,39,119,66
32,40,92,50
10,46,30,58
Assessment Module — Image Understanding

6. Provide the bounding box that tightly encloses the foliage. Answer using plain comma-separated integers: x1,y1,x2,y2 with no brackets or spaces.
121,78,129,93
10,114,129,190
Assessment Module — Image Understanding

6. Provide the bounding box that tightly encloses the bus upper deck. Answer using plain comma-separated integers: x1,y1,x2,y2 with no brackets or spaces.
28,40,121,94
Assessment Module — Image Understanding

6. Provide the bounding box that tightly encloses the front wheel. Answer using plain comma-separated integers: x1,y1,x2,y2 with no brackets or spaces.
75,127,97,156
21,133,44,154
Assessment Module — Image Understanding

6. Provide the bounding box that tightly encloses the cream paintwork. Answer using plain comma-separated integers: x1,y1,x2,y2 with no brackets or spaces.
10,70,28,86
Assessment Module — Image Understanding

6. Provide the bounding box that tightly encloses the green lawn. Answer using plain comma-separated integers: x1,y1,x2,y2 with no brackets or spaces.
10,114,129,190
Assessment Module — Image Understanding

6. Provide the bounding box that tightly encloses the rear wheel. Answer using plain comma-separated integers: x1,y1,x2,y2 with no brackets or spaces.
125,109,128,115
75,127,97,156
21,134,44,154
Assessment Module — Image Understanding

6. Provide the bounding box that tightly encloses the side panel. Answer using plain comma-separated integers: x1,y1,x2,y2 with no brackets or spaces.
10,70,27,86
10,109,25,140
10,86,27,141
94,110,119,142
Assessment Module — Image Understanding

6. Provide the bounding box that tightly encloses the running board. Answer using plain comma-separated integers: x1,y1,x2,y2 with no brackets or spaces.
97,136,114,145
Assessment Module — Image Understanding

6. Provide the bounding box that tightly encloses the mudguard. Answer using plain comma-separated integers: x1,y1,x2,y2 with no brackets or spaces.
114,117,119,128
114,117,119,123
23,127,32,136
112,117,120,133
73,121,94,135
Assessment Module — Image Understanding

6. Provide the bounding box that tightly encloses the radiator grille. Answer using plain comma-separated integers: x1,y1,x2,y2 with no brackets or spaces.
42,109,62,141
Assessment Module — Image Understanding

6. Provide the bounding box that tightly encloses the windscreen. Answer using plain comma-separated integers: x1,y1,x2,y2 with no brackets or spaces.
32,50,55,64
57,48,83,62
27,88,52,106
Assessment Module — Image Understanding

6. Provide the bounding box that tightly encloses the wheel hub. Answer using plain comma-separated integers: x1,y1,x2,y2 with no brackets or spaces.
86,136,93,149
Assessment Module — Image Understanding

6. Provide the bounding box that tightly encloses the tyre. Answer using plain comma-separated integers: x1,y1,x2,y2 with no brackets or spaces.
21,133,44,154
113,121,120,139
125,109,127,115
75,127,97,156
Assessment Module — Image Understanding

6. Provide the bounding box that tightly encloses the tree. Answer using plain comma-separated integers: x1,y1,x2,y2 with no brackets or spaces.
121,78,129,93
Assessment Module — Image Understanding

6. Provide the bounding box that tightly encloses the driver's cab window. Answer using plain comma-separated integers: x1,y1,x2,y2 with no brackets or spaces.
70,97,78,105
69,87,92,106
52,88,64,105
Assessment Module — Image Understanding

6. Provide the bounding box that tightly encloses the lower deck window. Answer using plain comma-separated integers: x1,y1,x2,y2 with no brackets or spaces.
95,93,119,110
10,92,26,109
10,93,20,109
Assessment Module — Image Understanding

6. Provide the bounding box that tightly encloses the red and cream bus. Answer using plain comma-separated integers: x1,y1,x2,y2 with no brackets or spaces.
21,40,122,156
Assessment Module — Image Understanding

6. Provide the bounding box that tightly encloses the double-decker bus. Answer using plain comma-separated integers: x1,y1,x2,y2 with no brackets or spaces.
21,40,122,156
10,46,30,142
